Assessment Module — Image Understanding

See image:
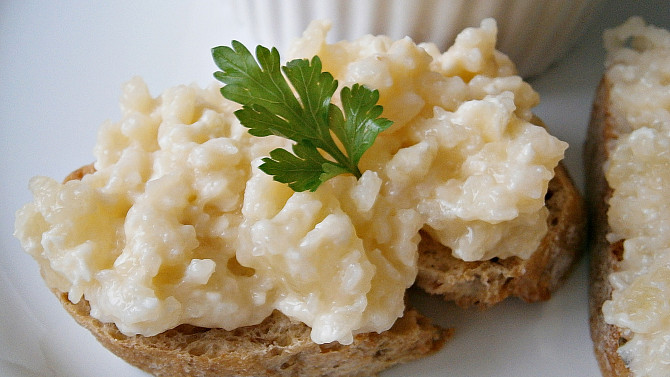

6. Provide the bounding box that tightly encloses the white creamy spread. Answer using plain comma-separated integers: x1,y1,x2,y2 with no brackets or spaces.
14,19,565,344
601,17,670,377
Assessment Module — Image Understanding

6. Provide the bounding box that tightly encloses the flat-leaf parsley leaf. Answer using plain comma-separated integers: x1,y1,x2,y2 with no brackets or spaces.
212,41,392,192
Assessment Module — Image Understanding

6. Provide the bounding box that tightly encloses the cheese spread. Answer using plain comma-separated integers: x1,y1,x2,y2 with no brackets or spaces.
14,19,565,344
602,17,670,377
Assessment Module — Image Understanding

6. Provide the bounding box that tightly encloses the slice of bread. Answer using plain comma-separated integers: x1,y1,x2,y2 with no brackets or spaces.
58,135,585,374
585,76,633,377
56,291,448,377
585,17,670,376
61,165,450,377
415,161,585,308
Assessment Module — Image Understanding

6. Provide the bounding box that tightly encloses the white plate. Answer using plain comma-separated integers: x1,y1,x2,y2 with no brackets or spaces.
1,1,667,376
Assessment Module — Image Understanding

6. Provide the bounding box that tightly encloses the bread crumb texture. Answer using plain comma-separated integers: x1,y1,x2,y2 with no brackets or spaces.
59,291,451,377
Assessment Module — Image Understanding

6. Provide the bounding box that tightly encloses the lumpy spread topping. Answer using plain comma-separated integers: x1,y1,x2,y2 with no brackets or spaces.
14,19,565,344
602,17,670,377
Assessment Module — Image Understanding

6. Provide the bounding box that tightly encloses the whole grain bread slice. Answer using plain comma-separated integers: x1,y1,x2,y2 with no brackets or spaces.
56,291,449,377
584,76,632,377
59,146,584,375
415,161,585,308
60,165,450,377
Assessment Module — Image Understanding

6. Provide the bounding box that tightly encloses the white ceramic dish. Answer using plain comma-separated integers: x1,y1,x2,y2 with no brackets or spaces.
234,0,606,77
1,1,668,376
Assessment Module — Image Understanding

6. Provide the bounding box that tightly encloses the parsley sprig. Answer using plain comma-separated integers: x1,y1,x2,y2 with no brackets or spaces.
212,41,392,192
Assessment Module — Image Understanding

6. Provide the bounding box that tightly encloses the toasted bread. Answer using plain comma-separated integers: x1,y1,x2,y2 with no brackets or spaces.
58,127,586,374
60,164,450,377
415,161,585,308
58,152,583,375
584,76,632,377
56,292,448,377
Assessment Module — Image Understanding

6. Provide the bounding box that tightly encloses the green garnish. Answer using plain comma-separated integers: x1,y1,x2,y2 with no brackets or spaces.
211,41,392,192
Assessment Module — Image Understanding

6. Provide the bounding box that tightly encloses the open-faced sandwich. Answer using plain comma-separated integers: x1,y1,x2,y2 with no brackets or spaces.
15,19,584,376
586,16,670,377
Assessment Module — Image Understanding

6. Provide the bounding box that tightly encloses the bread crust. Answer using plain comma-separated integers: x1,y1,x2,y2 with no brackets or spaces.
60,165,450,377
56,291,449,377
415,162,585,308
584,77,632,377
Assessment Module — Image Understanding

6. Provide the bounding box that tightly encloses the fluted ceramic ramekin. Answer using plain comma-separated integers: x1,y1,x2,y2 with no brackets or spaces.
233,0,604,77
